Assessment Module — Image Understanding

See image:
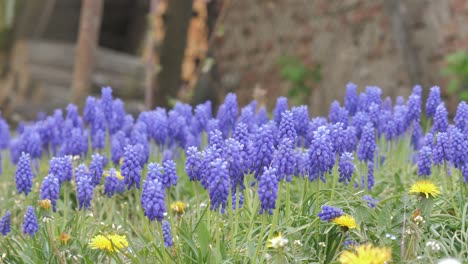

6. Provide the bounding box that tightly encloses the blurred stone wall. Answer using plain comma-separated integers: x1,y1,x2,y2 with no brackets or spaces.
212,0,468,115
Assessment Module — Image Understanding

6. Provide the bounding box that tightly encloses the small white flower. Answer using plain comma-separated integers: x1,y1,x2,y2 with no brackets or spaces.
269,234,288,249
294,240,303,246
265,253,272,261
426,241,441,252
319,242,326,248
414,215,425,225
42,216,53,223
200,202,207,208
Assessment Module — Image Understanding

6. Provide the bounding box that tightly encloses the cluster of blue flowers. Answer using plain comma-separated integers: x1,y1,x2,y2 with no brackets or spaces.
318,205,343,221
1,82,467,236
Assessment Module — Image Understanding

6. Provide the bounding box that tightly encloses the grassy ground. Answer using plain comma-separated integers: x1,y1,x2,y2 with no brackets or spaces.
0,133,467,263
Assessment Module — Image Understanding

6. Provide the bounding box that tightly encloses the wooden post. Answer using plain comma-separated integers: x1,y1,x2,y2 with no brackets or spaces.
71,0,103,104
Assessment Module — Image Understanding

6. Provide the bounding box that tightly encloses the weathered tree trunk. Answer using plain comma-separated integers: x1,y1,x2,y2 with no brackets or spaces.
145,0,159,110
71,0,103,105
384,0,421,97
191,0,226,107
156,0,193,107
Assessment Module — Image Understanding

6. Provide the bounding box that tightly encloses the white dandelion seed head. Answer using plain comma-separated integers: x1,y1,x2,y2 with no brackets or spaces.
438,258,461,264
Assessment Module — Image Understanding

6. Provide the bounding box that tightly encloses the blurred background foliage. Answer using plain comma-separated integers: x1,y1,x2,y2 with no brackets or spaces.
442,51,468,102
277,56,321,105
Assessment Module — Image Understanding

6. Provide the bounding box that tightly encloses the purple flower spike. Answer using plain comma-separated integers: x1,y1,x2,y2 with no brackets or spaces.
357,123,375,162
162,221,174,247
432,103,449,133
426,86,441,118
252,124,276,178
0,211,11,236
76,164,94,210
121,145,142,190
338,152,354,185
418,146,432,177
162,160,178,188
89,153,105,186
308,126,334,182
104,169,124,197
318,205,343,221
217,93,238,137
273,138,296,182
185,147,202,181
207,158,230,213
345,82,358,116
278,110,297,141
367,161,374,190
455,101,468,133
141,179,166,222
258,167,279,215
15,152,34,195
273,97,288,125
329,100,349,127
40,174,60,212
23,206,39,236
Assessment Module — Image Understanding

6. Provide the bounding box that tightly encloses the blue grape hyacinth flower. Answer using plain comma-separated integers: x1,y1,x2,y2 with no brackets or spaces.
40,174,60,212
15,152,34,195
338,152,354,185
426,86,441,118
318,205,343,222
308,126,334,182
121,145,143,190
258,167,279,215
141,179,166,222
0,211,11,236
418,146,432,177
75,164,94,210
207,158,230,213
162,221,174,247
357,123,376,162
23,206,39,237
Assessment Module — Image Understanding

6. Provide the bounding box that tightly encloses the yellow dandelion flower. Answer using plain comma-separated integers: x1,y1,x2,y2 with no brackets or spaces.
103,170,124,180
267,233,288,249
171,201,186,214
409,180,440,198
38,199,52,210
332,215,358,230
339,244,392,264
59,233,71,245
89,234,128,252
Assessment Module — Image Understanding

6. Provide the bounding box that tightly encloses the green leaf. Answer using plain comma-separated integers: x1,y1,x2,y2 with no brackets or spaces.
460,90,468,101
447,79,460,94
195,221,211,259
